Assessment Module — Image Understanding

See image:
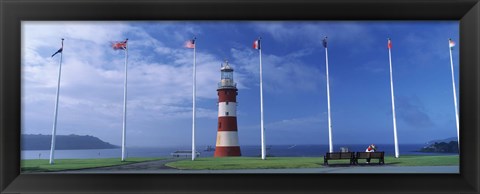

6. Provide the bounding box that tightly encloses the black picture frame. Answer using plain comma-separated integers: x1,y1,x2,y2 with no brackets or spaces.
1,0,479,193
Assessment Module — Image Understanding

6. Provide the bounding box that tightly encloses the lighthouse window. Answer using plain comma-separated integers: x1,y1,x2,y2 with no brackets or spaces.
221,71,233,80
226,112,229,116
226,102,229,105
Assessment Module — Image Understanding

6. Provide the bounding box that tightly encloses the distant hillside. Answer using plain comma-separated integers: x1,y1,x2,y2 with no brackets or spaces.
419,140,459,153
22,134,119,150
426,137,457,145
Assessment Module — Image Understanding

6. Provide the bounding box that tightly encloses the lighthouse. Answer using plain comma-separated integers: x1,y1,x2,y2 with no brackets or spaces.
214,60,241,157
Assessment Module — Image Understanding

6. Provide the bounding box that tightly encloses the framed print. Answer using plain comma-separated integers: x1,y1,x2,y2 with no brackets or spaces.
1,0,479,193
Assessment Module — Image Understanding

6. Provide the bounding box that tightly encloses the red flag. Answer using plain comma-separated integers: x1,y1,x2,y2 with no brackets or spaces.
387,39,392,49
253,39,261,49
185,39,195,49
112,39,128,50
449,39,455,49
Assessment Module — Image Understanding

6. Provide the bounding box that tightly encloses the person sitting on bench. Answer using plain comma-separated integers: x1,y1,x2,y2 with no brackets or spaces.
365,144,376,164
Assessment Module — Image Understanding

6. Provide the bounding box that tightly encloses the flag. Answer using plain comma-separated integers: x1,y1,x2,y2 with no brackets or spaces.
185,39,195,49
323,37,327,48
51,39,64,57
449,39,455,49
112,39,128,50
51,48,63,57
388,38,392,49
253,39,261,49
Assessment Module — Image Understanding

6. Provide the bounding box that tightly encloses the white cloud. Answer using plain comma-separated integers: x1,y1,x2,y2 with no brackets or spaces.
230,47,324,93
21,22,221,146
252,22,374,47
265,115,325,131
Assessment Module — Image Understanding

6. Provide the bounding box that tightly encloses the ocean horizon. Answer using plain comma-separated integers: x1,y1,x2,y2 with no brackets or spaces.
21,144,458,160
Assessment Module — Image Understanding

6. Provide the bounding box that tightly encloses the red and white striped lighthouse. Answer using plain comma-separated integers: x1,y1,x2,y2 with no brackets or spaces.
214,61,241,157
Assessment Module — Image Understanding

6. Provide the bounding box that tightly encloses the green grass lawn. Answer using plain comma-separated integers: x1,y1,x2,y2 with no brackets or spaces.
166,157,324,170
22,157,165,172
21,155,459,172
384,155,459,166
166,155,459,170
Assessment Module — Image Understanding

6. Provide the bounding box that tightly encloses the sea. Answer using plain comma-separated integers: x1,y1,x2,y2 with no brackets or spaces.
21,144,458,160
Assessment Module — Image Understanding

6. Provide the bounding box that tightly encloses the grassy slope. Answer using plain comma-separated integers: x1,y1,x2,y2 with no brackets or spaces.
22,157,165,172
166,155,459,170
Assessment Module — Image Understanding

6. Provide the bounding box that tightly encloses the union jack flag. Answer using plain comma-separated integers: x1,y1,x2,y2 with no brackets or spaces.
112,39,128,50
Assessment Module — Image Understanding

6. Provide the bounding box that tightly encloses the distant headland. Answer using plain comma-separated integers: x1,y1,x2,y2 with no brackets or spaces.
21,134,119,150
419,137,458,153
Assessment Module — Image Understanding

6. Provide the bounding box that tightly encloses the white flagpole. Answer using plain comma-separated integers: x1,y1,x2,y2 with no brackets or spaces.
324,37,333,153
388,38,400,158
49,38,64,165
192,37,197,161
259,38,266,160
121,39,128,161
448,39,460,145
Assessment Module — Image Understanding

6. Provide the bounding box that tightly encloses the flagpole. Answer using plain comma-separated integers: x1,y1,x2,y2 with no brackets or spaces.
388,38,400,158
121,39,128,162
192,37,197,161
259,37,266,160
49,38,64,165
448,39,460,146
324,37,333,153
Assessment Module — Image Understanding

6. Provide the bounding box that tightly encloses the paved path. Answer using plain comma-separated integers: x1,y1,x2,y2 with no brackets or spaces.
61,157,187,173
62,159,458,174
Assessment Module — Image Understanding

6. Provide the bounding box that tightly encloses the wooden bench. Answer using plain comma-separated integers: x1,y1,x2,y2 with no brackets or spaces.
355,152,385,165
324,152,355,165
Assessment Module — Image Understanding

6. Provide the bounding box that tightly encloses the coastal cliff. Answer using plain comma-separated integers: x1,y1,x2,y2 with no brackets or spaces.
21,134,119,150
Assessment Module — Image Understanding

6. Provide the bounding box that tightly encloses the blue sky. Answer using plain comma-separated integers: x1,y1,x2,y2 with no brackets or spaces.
21,21,459,147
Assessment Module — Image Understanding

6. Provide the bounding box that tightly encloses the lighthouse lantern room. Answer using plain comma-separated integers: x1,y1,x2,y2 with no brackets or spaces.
214,60,241,157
